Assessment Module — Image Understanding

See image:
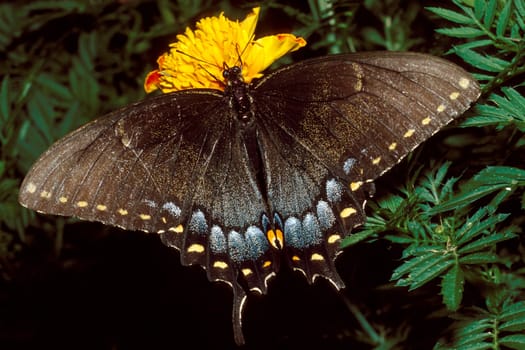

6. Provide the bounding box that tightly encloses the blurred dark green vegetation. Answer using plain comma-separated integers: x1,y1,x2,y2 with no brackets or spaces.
1,0,524,349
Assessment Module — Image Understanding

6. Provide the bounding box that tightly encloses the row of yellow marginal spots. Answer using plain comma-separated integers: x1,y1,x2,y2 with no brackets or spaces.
344,75,472,201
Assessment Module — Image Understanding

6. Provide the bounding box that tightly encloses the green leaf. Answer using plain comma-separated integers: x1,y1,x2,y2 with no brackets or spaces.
459,252,499,264
499,301,525,332
456,48,509,72
499,334,525,350
500,301,525,319
436,26,485,38
451,39,494,52
431,165,525,213
496,0,512,37
442,264,464,310
0,75,9,123
454,341,492,350
473,0,486,20
499,317,525,332
35,73,73,102
391,254,430,281
427,7,473,24
516,0,525,24
483,0,497,28
456,318,493,337
458,231,516,255
402,255,454,290
26,90,55,146
340,229,377,247
453,207,490,242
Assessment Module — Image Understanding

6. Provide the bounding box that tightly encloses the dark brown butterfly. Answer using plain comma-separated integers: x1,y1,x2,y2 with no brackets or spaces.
19,51,480,344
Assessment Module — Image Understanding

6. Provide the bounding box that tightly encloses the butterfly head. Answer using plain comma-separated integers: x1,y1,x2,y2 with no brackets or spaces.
223,65,244,85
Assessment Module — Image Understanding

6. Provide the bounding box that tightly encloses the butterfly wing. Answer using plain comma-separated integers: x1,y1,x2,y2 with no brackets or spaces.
252,51,480,285
19,90,278,284
19,51,481,346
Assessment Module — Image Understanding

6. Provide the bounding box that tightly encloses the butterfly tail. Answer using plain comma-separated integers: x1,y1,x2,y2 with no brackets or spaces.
232,282,248,345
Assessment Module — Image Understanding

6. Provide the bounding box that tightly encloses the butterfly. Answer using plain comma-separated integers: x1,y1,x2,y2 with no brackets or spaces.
19,51,480,344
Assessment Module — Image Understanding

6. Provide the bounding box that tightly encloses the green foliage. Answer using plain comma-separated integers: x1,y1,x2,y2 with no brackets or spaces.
0,0,215,289
340,1,525,347
435,300,525,349
427,0,525,92
464,87,525,131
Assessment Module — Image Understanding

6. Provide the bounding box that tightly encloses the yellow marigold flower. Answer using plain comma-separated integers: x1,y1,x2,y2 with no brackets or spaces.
144,7,306,93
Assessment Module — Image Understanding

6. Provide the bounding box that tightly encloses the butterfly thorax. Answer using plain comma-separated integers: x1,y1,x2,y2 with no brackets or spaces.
223,66,255,124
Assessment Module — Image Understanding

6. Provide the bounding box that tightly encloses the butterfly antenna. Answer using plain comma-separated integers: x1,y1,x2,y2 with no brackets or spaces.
175,49,222,84
233,34,255,68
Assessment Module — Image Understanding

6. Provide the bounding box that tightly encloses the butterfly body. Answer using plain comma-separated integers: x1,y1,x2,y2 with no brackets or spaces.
19,52,480,345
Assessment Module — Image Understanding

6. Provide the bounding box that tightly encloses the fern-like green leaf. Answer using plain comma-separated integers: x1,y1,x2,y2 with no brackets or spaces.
436,26,485,38
499,301,525,332
431,166,525,213
441,263,464,310
458,230,516,255
483,0,498,28
426,7,473,24
459,251,499,264
495,0,512,37
499,334,525,350
456,48,509,72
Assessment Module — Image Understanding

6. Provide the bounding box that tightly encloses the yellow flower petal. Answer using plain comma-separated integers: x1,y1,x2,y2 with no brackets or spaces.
245,34,307,80
144,7,306,93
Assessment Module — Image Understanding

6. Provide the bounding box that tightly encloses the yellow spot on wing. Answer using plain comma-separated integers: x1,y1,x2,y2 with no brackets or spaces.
40,191,51,199
59,196,68,203
26,182,37,194
403,129,415,138
262,260,272,268
77,201,88,208
459,77,470,89
311,253,325,261
292,255,300,261
241,268,253,276
139,214,151,220
340,207,357,218
213,261,228,269
350,181,363,191
161,217,167,224
328,234,341,244
437,104,446,113
372,156,381,165
169,224,184,233
449,91,460,100
96,204,107,211
421,117,431,125
388,142,397,151
118,208,128,215
352,62,363,91
187,244,205,253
